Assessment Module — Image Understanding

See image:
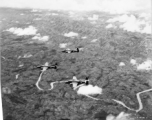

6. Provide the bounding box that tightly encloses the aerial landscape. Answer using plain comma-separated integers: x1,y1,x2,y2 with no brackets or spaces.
0,0,152,120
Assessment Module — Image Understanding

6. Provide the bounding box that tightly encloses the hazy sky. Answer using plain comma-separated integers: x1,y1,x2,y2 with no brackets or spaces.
0,0,151,13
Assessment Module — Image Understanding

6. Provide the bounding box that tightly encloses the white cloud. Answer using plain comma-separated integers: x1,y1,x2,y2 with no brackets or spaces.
6,26,37,36
16,74,19,79
106,112,132,120
64,32,78,37
59,43,68,48
106,24,113,28
107,14,130,23
139,13,151,21
32,34,40,39
2,87,11,94
119,62,125,66
34,18,42,20
19,64,24,67
91,39,98,42
39,36,49,42
137,59,152,71
105,24,117,29
52,13,58,16
81,36,87,39
32,34,49,42
141,24,151,34
23,53,33,58
130,59,137,65
77,85,102,95
107,14,151,34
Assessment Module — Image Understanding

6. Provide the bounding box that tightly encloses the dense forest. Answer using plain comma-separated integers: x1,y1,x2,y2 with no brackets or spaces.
1,8,152,120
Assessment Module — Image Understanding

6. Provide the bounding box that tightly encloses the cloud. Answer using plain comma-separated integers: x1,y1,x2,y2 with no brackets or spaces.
77,85,102,95
141,24,151,34
23,53,33,58
105,24,117,29
106,112,132,120
33,18,42,21
119,16,151,34
107,14,151,34
59,43,68,48
105,24,113,28
6,26,37,36
137,59,152,71
130,59,137,65
91,39,98,42
52,13,58,16
130,59,152,71
107,14,130,23
0,0,150,14
32,34,49,42
81,36,87,39
119,62,125,66
64,32,78,37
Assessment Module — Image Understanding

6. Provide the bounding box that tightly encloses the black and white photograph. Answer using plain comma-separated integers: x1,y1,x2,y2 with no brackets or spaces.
0,0,152,120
